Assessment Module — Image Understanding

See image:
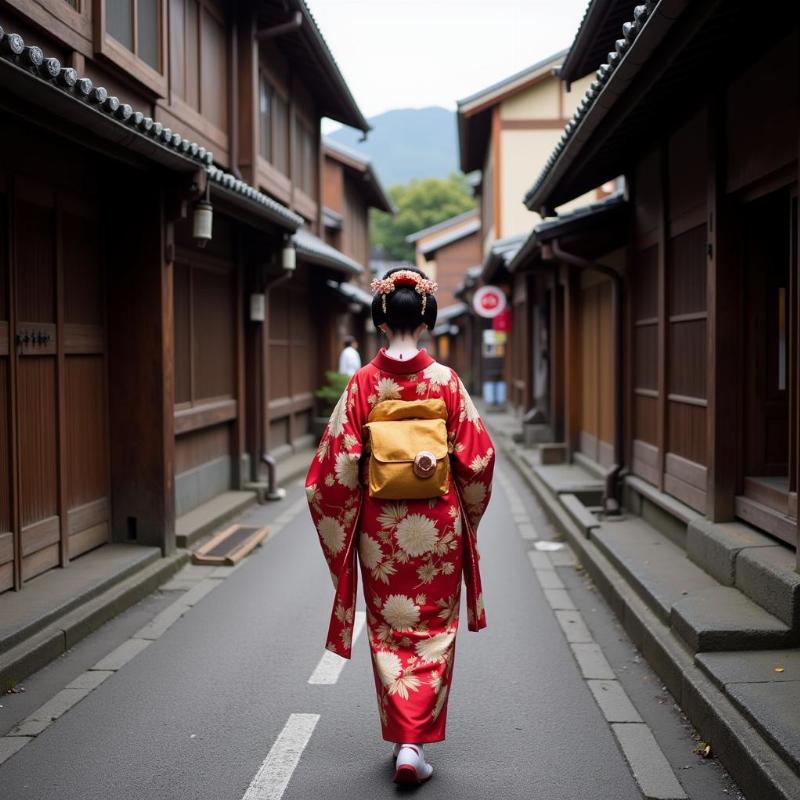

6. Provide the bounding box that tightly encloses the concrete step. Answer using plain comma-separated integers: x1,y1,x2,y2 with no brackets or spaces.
0,547,187,690
0,543,161,653
536,461,605,502
696,649,800,776
591,518,719,624
560,493,602,538
593,517,795,653
176,490,257,549
672,586,794,652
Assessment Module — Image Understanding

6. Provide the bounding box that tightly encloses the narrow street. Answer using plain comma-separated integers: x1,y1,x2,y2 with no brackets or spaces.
0,451,743,800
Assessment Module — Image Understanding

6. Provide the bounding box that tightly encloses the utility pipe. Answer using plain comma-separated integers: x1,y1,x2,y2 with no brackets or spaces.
544,238,624,514
256,255,294,500
256,11,303,40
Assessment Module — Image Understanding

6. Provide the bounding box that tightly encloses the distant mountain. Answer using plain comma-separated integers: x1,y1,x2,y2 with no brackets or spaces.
327,106,459,188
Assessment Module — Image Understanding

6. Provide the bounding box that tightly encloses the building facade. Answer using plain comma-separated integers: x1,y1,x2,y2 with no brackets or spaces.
491,1,800,793
0,0,370,594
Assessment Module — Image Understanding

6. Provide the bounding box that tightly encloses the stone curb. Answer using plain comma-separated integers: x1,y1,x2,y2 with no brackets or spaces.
490,426,800,800
0,549,188,692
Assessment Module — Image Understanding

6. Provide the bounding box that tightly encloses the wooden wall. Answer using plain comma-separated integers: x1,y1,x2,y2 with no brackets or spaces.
629,109,710,512
0,123,111,592
172,215,239,514
578,271,614,467
431,232,481,309
267,267,316,455
509,271,530,412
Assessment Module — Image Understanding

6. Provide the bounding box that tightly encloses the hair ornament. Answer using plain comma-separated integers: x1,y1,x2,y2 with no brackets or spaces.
370,269,439,315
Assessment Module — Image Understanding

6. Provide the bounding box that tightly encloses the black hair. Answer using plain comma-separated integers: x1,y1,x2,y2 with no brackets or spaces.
343,335,355,348
371,266,438,334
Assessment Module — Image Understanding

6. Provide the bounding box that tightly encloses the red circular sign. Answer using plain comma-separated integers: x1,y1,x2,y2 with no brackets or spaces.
473,286,507,318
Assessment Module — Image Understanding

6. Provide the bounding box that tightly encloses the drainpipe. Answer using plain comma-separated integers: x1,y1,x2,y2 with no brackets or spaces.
544,238,624,515
257,239,296,501
256,11,302,40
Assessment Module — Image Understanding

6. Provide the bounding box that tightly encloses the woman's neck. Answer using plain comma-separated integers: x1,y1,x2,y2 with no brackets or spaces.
384,333,420,361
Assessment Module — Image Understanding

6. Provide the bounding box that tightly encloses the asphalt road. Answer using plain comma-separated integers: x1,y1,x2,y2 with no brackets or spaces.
0,451,744,799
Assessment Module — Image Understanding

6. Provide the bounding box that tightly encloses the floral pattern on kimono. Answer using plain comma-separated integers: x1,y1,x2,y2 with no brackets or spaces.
306,348,494,743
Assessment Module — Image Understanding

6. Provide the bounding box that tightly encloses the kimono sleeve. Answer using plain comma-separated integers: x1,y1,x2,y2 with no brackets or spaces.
446,372,495,533
305,375,364,589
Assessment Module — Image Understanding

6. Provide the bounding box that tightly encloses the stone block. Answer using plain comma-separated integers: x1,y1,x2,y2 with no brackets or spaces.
735,546,800,629
539,443,567,465
696,649,800,690
588,679,642,722
570,643,615,679
726,681,800,775
671,586,792,653
687,517,775,586
555,609,592,642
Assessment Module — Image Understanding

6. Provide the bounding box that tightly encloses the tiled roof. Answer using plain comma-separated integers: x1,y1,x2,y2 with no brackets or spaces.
523,1,657,212
558,0,635,87
323,137,394,213
280,1,370,133
294,228,363,275
456,49,568,112
207,167,303,229
0,25,302,231
431,303,468,337
481,234,526,282
418,219,481,256
453,264,482,300
437,302,469,321
508,193,626,273
406,209,479,244
325,278,373,306
323,206,344,231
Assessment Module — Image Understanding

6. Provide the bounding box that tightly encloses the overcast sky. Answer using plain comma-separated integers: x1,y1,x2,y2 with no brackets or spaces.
308,0,590,131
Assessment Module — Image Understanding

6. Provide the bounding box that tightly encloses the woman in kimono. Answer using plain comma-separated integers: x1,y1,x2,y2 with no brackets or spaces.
305,267,495,785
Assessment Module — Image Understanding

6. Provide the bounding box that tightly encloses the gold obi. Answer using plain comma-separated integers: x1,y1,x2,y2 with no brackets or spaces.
364,398,450,500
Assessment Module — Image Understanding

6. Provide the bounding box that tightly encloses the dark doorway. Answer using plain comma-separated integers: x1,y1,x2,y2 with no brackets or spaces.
738,188,793,535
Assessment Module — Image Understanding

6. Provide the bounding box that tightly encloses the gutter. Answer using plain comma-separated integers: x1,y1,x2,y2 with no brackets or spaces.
543,239,624,514
256,10,303,40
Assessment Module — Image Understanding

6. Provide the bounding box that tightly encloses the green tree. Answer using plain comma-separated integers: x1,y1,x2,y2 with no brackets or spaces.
370,172,475,262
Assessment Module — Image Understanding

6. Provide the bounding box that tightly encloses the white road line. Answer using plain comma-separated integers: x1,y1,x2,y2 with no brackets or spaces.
241,713,320,800
0,493,310,768
307,610,366,684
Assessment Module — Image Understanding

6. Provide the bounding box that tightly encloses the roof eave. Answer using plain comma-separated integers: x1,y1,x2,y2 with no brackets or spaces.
524,0,689,213
291,1,370,133
560,0,611,87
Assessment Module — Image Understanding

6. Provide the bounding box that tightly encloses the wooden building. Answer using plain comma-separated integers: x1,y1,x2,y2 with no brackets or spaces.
457,50,612,409
0,0,370,594
508,2,800,792
525,0,800,550
321,138,393,365
407,210,481,377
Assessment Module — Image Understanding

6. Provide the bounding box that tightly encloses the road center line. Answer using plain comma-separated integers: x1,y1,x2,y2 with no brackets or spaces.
241,713,320,800
307,610,366,684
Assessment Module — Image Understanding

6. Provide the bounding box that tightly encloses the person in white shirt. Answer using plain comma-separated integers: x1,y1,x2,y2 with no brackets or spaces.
338,336,361,376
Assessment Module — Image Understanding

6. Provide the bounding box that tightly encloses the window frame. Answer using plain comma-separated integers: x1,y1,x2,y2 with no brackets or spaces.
93,0,168,97
257,68,291,174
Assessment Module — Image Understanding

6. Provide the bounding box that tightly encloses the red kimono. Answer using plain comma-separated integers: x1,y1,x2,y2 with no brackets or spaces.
305,348,495,744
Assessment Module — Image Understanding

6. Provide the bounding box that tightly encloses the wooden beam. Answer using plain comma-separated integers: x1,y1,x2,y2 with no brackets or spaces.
563,265,580,456
706,95,740,521
107,183,175,554
492,106,502,239
656,144,668,492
